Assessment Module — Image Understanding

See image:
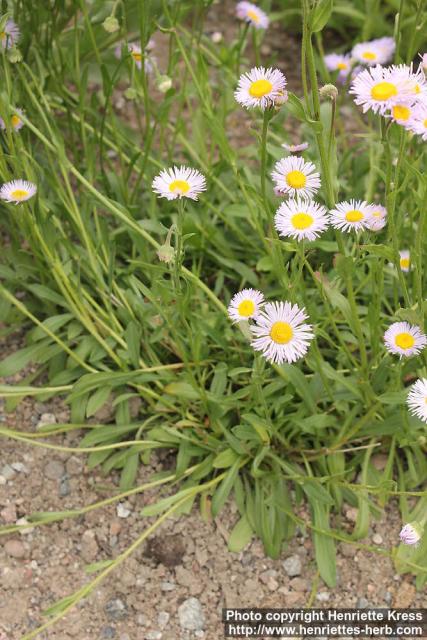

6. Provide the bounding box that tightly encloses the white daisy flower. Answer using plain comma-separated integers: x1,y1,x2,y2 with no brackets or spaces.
228,288,265,323
234,67,287,110
0,179,37,204
0,19,20,50
329,199,371,232
324,53,352,82
114,42,154,72
152,166,206,201
251,301,314,364
398,250,411,272
0,108,24,131
350,65,417,115
389,63,427,102
365,204,387,231
388,103,416,125
271,156,321,199
235,2,269,29
383,321,427,358
281,142,309,153
352,37,395,66
407,378,427,423
404,104,427,140
274,197,329,242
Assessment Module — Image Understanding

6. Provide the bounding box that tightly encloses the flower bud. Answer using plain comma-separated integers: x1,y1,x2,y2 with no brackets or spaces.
399,521,423,546
157,244,175,263
103,15,119,33
211,31,223,43
319,84,338,100
157,75,172,93
124,87,137,100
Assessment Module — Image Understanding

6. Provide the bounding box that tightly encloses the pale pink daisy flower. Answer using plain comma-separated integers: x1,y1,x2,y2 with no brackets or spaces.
274,197,329,242
235,2,269,29
0,179,37,204
271,156,321,199
329,199,371,232
352,37,395,66
407,378,427,424
152,166,206,201
0,108,24,131
399,522,422,545
281,142,309,153
235,67,287,110
324,53,352,82
389,63,427,103
350,65,417,115
251,301,314,364
404,103,427,140
365,204,387,231
398,250,411,272
114,42,154,72
383,321,427,358
0,19,20,49
228,289,265,323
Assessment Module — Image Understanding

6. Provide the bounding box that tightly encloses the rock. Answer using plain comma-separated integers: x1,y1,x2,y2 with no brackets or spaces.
101,627,116,639
4,539,26,559
145,633,162,640
290,578,308,591
59,475,70,497
81,530,98,563
145,534,185,567
282,554,302,577
316,591,330,602
16,517,34,534
1,504,17,524
66,456,83,476
0,475,6,485
340,543,356,558
116,503,131,519
11,462,29,474
372,533,383,545
104,597,128,621
178,597,205,631
44,459,65,480
175,566,194,587
110,521,122,536
393,582,416,608
1,464,16,481
120,635,131,640
195,547,208,566
345,507,358,522
160,581,176,591
357,597,369,608
37,413,56,428
157,612,170,629
137,614,148,627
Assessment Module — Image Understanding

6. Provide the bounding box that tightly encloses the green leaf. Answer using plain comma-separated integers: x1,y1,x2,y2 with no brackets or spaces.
277,364,317,412
211,460,240,517
213,448,240,468
311,0,333,32
228,515,253,552
311,502,336,587
86,386,112,418
378,390,407,405
163,382,199,400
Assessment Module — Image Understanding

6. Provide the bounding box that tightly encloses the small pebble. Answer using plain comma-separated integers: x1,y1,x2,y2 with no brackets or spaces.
4,539,26,559
157,612,170,629
357,597,369,608
1,464,16,481
104,597,128,621
36,413,57,428
316,591,330,602
116,503,131,519
44,460,65,480
160,581,176,591
101,626,116,639
11,462,29,474
282,554,302,577
16,518,34,535
59,475,70,497
178,597,205,631
372,533,383,545
145,633,162,640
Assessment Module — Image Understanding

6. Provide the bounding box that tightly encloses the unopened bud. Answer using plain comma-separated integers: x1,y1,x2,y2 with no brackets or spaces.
319,83,338,100
157,244,175,263
7,46,22,63
103,15,119,33
157,75,172,93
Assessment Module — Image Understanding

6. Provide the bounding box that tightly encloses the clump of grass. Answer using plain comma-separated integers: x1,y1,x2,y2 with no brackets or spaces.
0,1,426,635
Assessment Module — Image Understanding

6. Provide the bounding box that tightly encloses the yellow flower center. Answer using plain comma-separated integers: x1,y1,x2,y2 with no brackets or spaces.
286,170,306,189
131,51,142,62
237,299,255,317
249,79,273,98
423,119,427,129
394,332,415,350
247,9,260,23
392,105,410,121
291,212,313,230
270,321,293,344
11,115,21,128
371,82,398,101
371,211,382,218
169,179,190,194
10,189,29,200
337,62,347,70
414,84,421,94
400,257,410,269
345,209,363,222
362,51,377,61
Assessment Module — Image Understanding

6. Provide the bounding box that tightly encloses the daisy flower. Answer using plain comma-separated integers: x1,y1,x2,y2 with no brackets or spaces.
228,289,264,323
114,42,154,72
0,179,37,204
281,142,309,153
350,65,417,115
234,67,287,110
399,522,422,546
235,2,269,29
365,204,387,231
398,250,411,272
152,166,206,201
389,63,427,102
404,104,427,140
0,108,24,131
383,322,427,358
274,197,329,242
388,103,417,125
324,53,352,82
271,156,321,199
352,37,395,66
329,199,370,232
406,378,427,424
251,301,314,364
0,19,20,49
